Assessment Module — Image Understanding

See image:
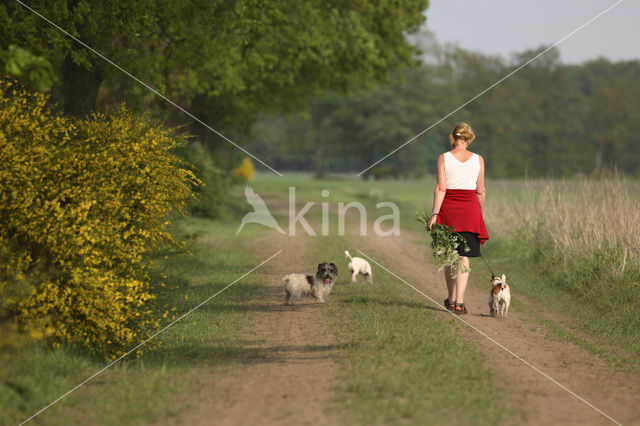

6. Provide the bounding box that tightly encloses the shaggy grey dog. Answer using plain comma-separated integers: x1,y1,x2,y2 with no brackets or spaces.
283,262,338,305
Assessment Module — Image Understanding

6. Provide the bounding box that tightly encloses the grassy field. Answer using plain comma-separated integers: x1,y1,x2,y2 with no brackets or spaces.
480,177,640,368
243,172,434,236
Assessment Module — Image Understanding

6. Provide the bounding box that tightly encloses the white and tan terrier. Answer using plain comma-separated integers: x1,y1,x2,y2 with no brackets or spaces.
344,250,372,283
488,274,510,317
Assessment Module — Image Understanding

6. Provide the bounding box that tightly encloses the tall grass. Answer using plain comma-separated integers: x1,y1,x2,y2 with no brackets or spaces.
488,176,639,268
483,176,640,358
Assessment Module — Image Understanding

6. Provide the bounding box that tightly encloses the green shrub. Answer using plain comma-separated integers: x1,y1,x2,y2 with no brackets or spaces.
1,46,56,92
0,79,198,358
177,141,226,218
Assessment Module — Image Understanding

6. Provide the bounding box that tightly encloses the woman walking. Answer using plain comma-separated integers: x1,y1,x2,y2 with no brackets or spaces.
428,123,488,314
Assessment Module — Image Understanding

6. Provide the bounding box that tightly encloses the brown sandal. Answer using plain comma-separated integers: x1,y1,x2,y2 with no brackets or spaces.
444,298,456,311
454,302,468,315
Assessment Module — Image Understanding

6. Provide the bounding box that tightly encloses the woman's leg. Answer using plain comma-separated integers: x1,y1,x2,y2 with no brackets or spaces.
444,266,456,303
455,256,470,305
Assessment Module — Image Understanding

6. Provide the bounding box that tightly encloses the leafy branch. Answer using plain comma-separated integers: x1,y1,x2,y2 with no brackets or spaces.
416,211,470,278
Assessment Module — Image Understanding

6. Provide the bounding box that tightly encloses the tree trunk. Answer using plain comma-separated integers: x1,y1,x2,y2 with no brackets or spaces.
314,132,326,179
595,144,603,170
360,151,373,180
310,101,327,179
62,55,103,117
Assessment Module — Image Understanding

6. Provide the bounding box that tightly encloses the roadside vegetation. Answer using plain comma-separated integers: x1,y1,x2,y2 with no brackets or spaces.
481,177,640,362
0,81,198,358
0,217,261,425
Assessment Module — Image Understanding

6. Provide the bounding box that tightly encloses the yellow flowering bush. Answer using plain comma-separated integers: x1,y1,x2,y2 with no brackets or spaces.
0,80,198,358
233,157,255,183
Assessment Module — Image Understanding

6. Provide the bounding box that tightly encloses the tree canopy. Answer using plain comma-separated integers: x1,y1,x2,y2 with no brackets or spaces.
1,0,429,130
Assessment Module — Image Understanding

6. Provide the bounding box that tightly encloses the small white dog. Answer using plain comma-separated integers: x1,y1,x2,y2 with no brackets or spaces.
488,274,511,317
344,250,372,283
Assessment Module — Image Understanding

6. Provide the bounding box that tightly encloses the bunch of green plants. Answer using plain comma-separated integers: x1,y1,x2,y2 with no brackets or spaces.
416,212,470,278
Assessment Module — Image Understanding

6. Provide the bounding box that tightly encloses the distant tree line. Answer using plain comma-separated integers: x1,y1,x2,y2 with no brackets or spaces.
245,43,640,179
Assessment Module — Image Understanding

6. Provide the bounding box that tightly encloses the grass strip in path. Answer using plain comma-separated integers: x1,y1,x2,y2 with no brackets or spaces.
314,235,519,425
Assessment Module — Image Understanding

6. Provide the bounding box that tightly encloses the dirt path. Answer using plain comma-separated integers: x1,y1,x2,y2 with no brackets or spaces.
358,227,640,425
172,225,341,425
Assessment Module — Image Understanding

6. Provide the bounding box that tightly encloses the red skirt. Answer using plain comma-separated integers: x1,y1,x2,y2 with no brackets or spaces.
436,189,489,246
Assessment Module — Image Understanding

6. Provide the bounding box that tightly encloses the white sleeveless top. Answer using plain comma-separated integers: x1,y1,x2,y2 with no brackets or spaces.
444,151,480,190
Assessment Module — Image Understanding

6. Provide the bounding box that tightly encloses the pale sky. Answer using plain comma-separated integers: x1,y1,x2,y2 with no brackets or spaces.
424,0,640,64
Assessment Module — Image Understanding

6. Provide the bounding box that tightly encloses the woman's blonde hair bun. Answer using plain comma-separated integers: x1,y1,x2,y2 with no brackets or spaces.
449,122,475,147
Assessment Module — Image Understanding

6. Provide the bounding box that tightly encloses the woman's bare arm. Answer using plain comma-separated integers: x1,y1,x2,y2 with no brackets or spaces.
428,154,447,229
476,155,486,213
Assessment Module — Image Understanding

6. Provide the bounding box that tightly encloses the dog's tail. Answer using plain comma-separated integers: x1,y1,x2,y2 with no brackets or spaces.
344,250,352,260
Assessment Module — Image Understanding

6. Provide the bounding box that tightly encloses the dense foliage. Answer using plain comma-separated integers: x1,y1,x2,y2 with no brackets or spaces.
176,141,226,219
0,1,429,126
0,80,197,357
0,0,433,212
245,45,640,178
